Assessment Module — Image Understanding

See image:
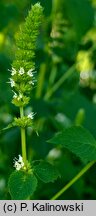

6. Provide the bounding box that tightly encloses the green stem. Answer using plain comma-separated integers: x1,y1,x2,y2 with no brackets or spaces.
20,106,27,164
52,0,59,14
44,64,75,100
48,65,57,87
51,160,95,200
44,34,95,100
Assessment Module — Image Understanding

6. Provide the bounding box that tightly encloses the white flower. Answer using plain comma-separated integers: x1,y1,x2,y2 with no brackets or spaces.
18,93,23,100
18,155,24,164
80,71,89,80
13,92,23,100
19,67,25,75
28,112,35,119
9,78,15,87
28,80,34,85
11,67,17,76
14,162,21,171
47,148,62,160
13,155,24,171
13,92,18,99
27,69,34,77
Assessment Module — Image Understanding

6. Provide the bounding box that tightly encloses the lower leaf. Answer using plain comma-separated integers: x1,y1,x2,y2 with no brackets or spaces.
34,161,60,183
8,171,37,200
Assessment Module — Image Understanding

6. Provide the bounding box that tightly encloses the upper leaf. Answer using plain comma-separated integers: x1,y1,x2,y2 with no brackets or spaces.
64,0,94,38
8,171,37,199
34,161,60,183
48,126,96,163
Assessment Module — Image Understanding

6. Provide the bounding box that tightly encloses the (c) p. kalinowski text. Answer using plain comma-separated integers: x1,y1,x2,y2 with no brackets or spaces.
32,202,84,212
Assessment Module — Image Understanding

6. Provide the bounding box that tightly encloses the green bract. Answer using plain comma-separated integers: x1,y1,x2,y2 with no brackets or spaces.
10,67,36,107
14,116,33,128
12,94,30,107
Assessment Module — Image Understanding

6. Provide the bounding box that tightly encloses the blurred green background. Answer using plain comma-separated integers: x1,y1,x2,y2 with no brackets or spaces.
0,0,96,199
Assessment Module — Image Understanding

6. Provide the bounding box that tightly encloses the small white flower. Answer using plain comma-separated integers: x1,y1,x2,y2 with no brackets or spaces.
80,71,89,80
27,69,34,77
9,78,15,87
19,67,25,75
11,67,17,76
18,155,24,164
13,92,23,100
18,93,23,100
13,155,24,171
28,80,34,85
47,148,62,160
28,112,35,120
14,162,21,171
13,92,18,99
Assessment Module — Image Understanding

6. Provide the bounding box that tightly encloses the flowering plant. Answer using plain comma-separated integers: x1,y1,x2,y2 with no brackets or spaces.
7,3,59,200
2,0,95,201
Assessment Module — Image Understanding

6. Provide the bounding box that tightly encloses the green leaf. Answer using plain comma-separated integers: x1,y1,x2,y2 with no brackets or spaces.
48,126,96,163
1,123,14,132
34,161,60,183
8,171,37,199
64,0,94,38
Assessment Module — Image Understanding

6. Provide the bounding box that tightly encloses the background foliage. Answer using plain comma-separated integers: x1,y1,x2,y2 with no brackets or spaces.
0,0,96,199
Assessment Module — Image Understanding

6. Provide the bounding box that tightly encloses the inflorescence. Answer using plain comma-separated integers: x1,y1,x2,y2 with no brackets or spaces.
8,3,43,170
8,67,36,169
8,67,36,107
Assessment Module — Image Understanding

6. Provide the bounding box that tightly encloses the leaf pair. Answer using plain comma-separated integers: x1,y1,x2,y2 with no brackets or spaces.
8,161,59,199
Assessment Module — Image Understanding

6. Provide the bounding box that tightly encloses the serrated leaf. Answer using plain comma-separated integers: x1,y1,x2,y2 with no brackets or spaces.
48,126,96,163
8,171,37,200
34,161,60,183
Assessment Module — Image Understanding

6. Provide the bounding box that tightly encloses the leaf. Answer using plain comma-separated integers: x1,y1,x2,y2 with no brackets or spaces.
58,91,96,137
1,123,15,132
8,171,37,199
34,161,60,183
64,0,94,38
48,126,96,163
